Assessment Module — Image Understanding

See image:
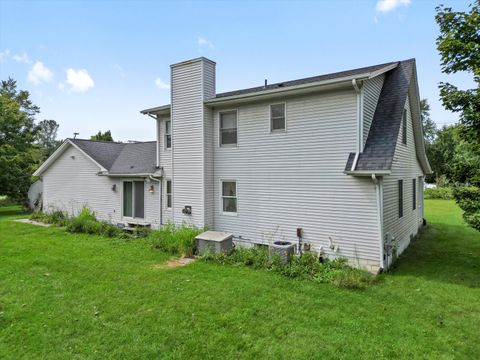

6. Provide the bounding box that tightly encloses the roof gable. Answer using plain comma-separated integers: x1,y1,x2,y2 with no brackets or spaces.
345,59,431,174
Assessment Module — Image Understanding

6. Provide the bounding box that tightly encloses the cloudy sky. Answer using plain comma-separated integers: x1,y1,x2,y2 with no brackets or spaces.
0,0,474,142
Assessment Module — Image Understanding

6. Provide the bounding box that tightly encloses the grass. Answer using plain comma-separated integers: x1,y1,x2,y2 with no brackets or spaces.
1,200,479,359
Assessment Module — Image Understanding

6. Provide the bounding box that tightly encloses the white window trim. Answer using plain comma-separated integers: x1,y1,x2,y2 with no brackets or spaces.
270,102,287,133
164,119,172,150
220,179,238,216
122,179,146,220
218,109,239,148
165,179,172,210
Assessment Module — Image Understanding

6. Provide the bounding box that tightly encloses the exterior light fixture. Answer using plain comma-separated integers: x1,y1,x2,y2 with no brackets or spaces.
149,185,155,193
111,184,117,191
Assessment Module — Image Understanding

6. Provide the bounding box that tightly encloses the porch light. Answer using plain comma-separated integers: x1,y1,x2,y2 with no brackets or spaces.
111,184,117,191
149,185,155,193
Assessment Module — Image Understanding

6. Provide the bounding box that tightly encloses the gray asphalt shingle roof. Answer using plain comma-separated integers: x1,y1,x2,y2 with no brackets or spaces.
215,61,398,98
345,59,415,172
70,139,157,174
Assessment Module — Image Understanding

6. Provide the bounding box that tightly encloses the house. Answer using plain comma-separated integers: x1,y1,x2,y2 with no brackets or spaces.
34,57,431,272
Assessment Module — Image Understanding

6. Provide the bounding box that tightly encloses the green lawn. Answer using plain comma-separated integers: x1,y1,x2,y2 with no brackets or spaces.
1,200,479,359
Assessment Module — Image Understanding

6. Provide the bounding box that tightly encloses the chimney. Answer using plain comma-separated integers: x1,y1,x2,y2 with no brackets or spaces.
170,57,216,227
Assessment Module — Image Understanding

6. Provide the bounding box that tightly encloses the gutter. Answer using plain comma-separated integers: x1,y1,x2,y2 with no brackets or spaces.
205,73,372,106
344,170,391,176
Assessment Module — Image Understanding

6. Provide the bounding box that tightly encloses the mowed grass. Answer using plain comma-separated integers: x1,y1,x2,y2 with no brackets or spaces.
1,201,479,359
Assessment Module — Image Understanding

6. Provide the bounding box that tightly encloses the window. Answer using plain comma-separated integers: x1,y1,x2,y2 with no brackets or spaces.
220,111,237,146
412,178,416,210
398,179,403,218
221,181,237,213
402,109,407,144
123,181,144,218
166,180,172,209
270,103,285,131
165,120,171,149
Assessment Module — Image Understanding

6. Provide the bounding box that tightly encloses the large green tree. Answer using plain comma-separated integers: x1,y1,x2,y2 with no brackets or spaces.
0,78,39,203
91,130,113,142
36,119,61,160
436,1,480,230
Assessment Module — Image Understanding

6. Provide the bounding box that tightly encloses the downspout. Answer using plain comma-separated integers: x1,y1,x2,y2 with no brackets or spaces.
351,79,363,171
372,174,385,272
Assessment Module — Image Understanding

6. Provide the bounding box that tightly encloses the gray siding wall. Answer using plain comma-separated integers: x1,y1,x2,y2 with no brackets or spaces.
382,95,424,263
42,145,161,228
171,58,215,228
362,74,385,148
212,89,382,268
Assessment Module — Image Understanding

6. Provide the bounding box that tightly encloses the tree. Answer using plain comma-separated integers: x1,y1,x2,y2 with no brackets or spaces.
436,1,480,231
427,125,457,184
91,130,113,142
420,99,437,144
0,78,39,203
436,2,480,141
36,119,61,160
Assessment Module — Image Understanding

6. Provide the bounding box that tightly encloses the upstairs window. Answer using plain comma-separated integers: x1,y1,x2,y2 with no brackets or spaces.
402,109,407,145
221,181,237,214
165,120,171,149
123,181,144,219
166,180,172,209
398,179,404,218
220,111,237,146
270,103,286,131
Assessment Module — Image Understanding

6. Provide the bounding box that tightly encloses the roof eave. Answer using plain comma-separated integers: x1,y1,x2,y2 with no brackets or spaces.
205,73,375,106
140,104,171,116
344,170,392,176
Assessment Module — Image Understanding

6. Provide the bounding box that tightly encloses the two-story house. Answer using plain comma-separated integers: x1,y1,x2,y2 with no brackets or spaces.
34,57,431,272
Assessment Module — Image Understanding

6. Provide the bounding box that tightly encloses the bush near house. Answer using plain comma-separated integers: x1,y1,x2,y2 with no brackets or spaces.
424,187,454,199
149,224,204,257
202,247,377,289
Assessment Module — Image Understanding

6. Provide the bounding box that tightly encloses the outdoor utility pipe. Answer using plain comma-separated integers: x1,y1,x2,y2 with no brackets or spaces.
372,174,385,272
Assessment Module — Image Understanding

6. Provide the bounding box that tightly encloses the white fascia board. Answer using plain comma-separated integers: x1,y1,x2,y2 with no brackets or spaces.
344,170,391,176
368,63,398,79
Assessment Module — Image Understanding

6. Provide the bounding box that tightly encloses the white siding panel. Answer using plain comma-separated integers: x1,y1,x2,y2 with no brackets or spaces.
382,95,424,263
212,89,382,264
362,74,384,148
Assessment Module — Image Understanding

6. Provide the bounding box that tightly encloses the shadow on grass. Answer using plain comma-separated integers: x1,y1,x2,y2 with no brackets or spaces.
0,205,26,218
391,223,480,288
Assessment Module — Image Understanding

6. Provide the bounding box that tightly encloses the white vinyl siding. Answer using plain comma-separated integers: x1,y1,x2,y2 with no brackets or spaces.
42,145,160,228
212,88,381,266
382,95,424,260
171,58,215,228
362,74,385,147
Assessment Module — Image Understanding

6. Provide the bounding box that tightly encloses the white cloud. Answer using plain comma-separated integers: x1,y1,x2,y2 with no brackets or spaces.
13,52,32,64
0,49,11,63
28,61,54,85
155,78,170,90
197,36,214,49
65,68,95,92
376,0,411,13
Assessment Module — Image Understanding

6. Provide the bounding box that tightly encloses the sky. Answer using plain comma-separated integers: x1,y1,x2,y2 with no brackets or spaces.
0,0,475,142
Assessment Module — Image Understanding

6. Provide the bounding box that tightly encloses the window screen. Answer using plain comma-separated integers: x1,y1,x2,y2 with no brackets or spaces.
270,103,285,131
220,111,237,145
134,181,144,219
222,181,237,213
398,179,404,218
123,182,133,217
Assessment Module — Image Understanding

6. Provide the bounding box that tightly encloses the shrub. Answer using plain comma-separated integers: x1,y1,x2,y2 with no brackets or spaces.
453,186,480,231
30,209,68,226
150,224,203,256
66,207,100,234
203,247,376,289
424,187,454,199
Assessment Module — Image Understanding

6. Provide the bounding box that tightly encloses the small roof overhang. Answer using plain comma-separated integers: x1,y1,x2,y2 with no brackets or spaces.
140,104,170,117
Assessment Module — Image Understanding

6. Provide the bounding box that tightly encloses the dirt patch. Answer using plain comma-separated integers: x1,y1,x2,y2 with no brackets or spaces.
14,219,51,227
152,257,196,269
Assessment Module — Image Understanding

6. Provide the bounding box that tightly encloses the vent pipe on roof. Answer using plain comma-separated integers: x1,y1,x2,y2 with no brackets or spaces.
264,79,267,89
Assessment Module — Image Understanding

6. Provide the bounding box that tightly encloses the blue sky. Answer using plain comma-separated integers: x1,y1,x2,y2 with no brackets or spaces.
0,0,474,142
